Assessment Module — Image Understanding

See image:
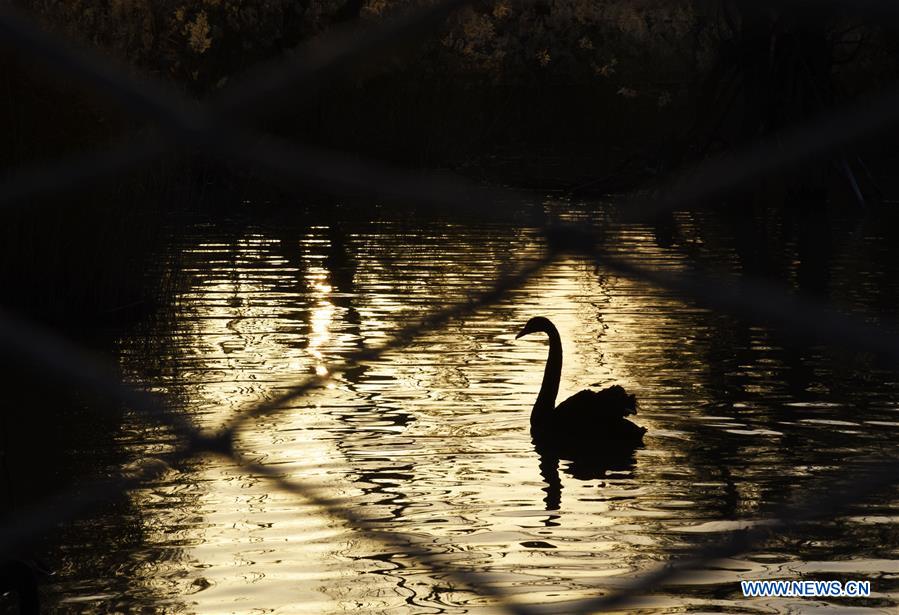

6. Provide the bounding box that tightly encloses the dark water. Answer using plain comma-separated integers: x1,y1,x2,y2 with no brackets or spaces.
6,202,899,613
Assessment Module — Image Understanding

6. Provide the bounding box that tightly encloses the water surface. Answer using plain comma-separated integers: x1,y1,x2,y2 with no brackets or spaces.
24,204,899,613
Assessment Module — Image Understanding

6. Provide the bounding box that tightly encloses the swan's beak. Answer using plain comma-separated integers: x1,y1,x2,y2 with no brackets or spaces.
515,328,527,340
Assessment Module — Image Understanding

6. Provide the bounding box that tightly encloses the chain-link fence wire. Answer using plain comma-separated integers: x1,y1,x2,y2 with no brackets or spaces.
0,0,517,214
2,1,899,612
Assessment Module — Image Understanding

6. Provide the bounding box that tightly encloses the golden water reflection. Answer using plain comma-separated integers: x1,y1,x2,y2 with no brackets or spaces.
87,212,899,613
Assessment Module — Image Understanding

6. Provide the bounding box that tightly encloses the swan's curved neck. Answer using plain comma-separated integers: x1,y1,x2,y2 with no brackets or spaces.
532,322,562,422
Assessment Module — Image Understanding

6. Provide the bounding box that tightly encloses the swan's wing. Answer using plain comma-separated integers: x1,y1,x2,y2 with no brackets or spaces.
555,385,637,420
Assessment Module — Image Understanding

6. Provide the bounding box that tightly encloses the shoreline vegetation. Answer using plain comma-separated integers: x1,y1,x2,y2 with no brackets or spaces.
5,1,896,187
1,0,897,320
4,1,703,177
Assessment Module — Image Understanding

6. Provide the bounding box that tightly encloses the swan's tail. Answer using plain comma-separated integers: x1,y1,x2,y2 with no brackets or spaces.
593,384,637,417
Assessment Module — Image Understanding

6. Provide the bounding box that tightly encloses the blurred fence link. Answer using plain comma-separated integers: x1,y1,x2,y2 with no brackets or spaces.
1,2,898,613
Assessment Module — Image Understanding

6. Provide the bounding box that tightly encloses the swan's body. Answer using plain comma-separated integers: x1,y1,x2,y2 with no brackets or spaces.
516,317,646,450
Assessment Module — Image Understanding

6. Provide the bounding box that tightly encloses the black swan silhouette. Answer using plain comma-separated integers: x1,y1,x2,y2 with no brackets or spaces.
516,316,646,453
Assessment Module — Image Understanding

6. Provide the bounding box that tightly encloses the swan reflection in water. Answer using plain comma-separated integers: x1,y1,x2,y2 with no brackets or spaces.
516,316,645,509
535,443,639,511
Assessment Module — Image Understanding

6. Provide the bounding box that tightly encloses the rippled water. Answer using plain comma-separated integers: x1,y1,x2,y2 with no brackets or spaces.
17,204,899,613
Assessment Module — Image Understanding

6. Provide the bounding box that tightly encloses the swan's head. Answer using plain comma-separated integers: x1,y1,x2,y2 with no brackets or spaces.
515,316,554,340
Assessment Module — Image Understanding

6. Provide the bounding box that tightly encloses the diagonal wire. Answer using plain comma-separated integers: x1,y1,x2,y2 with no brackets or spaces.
4,0,899,223
221,230,899,614
0,7,205,137
0,242,545,609
1,441,532,615
0,1,479,209
3,0,899,219
620,89,899,223
598,253,899,365
222,252,553,435
5,0,899,222
0,135,167,208
219,129,511,211
0,0,472,128
212,0,471,120
560,455,899,614
234,454,539,615
588,251,899,606
0,443,526,615
4,0,473,134
0,306,195,436
488,236,899,612
0,449,190,558
0,253,552,597
545,222,899,367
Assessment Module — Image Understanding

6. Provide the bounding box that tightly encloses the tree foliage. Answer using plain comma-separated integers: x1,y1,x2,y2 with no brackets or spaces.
18,0,703,96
